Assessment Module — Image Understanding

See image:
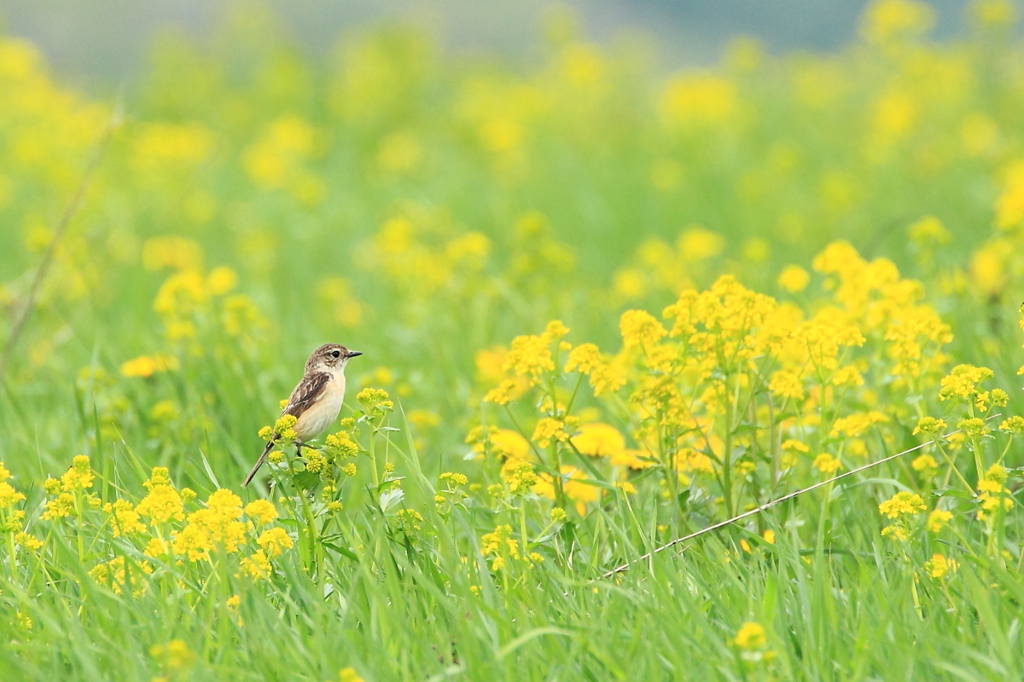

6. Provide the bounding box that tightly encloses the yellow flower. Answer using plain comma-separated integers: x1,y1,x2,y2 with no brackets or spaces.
778,265,810,293
977,479,1002,494
619,310,667,350
588,360,626,396
356,387,393,413
149,639,197,673
957,418,987,438
500,460,538,496
144,537,171,558
984,464,1007,483
911,454,938,472
734,621,766,649
207,266,238,296
41,493,75,520
503,334,555,382
971,0,1018,27
996,161,1024,230
136,476,184,525
564,343,602,374
484,380,519,406
924,553,958,580
769,370,804,400
860,0,935,44
325,431,359,458
239,551,272,580
571,423,625,457
0,481,26,509
481,524,520,564
912,417,946,435
878,491,926,519
120,354,179,378
439,472,469,487
274,414,299,440
90,556,153,597
781,439,809,453
661,76,736,127
908,215,951,246
532,466,598,515
544,320,570,339
104,499,146,536
172,489,246,561
15,532,42,551
532,417,574,448
812,454,842,475
489,429,532,461
830,412,887,438
61,455,95,492
141,236,204,272
256,527,293,558
939,365,994,402
338,668,365,682
999,416,1024,434
244,500,278,525
927,509,952,533
881,525,909,541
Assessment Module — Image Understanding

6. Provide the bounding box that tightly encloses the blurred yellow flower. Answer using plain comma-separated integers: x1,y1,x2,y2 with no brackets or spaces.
661,74,736,126
778,265,810,293
120,354,179,379
571,423,625,457
860,0,935,44
678,226,725,261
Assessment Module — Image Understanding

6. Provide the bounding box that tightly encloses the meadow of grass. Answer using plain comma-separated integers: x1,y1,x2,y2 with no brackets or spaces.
3,0,1024,679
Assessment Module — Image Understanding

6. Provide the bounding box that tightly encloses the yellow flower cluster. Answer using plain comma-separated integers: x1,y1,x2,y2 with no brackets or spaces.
480,524,520,572
938,364,994,403
879,491,927,519
976,465,1013,521
733,621,776,665
172,490,247,561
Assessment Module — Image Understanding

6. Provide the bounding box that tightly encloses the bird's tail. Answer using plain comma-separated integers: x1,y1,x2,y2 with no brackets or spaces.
242,438,276,488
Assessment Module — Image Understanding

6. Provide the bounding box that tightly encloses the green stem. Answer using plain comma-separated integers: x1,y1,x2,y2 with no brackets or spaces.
936,443,975,496
722,374,735,518
519,503,530,557
75,492,86,564
368,421,380,488
4,528,17,580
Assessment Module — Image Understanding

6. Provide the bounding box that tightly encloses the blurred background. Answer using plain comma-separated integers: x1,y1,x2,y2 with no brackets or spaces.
0,0,996,84
1,0,1023,487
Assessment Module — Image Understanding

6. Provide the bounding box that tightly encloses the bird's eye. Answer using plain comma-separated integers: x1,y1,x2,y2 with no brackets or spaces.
331,350,341,358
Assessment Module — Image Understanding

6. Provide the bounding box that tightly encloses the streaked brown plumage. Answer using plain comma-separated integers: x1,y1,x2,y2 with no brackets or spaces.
243,343,362,487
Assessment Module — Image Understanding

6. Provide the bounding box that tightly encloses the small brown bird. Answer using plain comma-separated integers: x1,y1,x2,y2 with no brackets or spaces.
243,343,362,487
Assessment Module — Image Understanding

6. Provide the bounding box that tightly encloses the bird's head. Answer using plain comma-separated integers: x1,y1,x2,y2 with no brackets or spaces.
306,343,363,374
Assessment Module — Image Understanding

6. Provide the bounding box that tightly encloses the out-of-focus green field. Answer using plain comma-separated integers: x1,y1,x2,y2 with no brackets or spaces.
3,1,1024,679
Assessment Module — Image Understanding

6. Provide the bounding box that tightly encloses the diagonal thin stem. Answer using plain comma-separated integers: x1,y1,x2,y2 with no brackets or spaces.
597,414,1001,580
0,108,120,383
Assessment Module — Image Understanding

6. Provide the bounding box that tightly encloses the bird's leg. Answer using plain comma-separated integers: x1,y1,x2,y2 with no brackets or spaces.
292,440,307,469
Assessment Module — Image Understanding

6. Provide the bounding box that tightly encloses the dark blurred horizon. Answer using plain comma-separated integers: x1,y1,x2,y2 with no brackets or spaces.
0,0,983,89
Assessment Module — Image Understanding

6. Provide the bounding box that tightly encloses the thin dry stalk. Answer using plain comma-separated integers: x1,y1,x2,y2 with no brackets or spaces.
598,414,1000,580
0,110,120,383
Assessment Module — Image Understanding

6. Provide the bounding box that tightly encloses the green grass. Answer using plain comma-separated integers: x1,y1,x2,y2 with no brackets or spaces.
3,2,1024,680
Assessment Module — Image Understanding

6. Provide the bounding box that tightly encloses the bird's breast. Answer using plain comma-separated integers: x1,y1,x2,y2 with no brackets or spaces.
294,375,346,441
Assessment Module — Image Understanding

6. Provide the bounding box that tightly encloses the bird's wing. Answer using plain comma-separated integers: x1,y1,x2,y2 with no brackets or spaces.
244,372,332,488
281,372,333,419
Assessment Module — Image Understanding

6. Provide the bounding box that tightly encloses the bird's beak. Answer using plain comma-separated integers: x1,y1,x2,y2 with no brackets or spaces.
347,350,363,358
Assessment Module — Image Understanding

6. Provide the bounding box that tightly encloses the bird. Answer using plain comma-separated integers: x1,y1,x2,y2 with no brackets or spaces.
243,343,362,487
